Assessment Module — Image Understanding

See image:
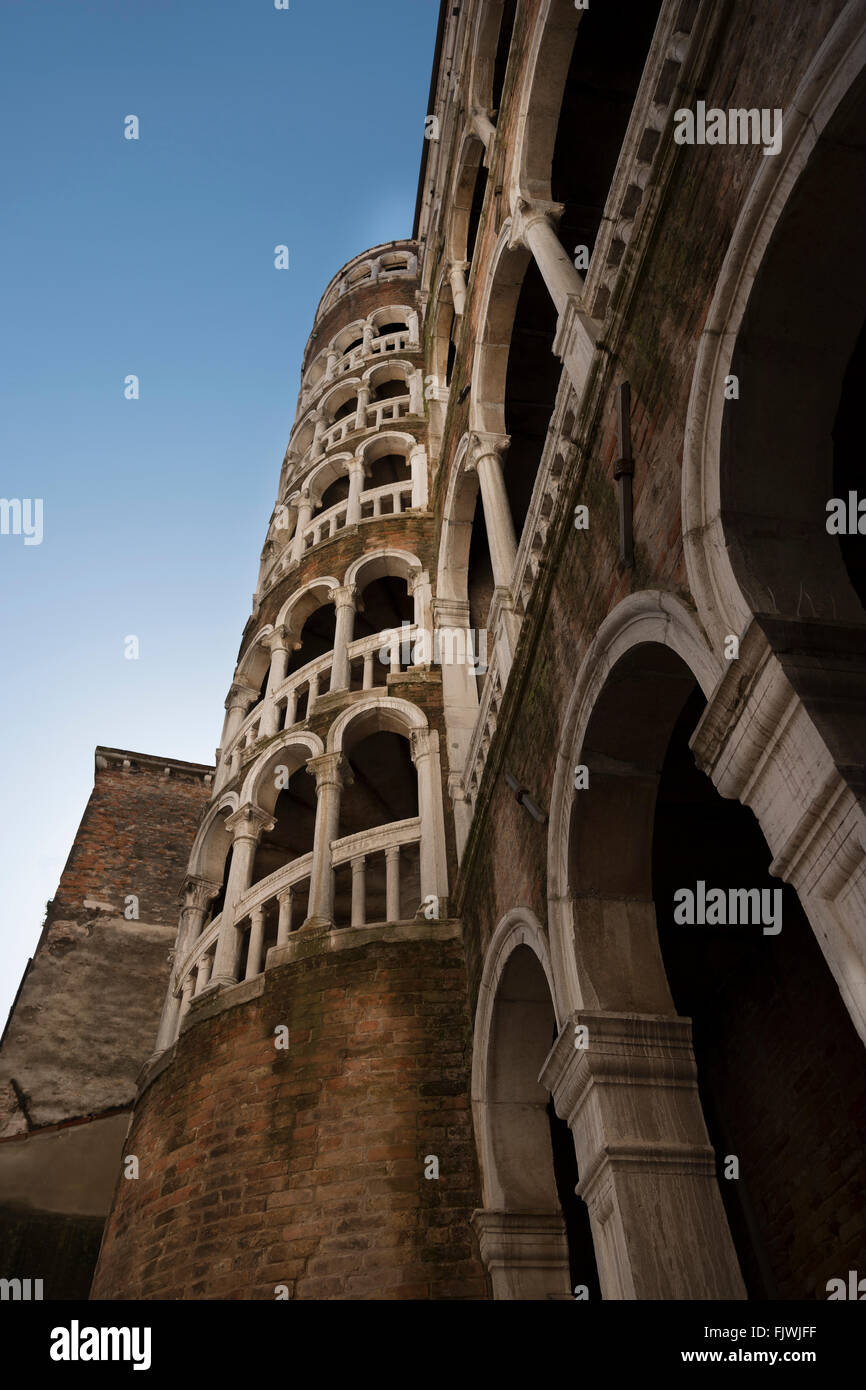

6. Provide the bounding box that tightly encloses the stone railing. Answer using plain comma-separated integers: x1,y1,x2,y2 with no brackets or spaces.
330,816,422,928
172,815,423,1018
222,625,422,779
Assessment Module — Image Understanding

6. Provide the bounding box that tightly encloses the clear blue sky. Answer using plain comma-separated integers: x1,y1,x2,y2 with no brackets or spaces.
0,0,440,1025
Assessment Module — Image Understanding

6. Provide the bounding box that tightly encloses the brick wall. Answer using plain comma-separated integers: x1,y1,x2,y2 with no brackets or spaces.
91,929,488,1301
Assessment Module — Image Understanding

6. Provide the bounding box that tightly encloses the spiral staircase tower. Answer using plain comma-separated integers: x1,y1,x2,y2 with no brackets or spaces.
90,239,488,1301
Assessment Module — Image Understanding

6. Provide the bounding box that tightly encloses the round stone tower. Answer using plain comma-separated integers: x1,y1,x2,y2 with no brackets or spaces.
90,240,488,1301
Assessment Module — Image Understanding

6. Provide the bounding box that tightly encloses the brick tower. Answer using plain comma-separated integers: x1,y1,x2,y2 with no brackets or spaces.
89,241,488,1301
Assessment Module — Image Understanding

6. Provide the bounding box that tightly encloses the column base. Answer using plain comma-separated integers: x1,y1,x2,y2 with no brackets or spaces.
471,1210,571,1300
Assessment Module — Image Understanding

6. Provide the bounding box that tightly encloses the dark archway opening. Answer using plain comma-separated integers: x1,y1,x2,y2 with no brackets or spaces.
503,257,560,536
653,685,866,1300
832,316,866,610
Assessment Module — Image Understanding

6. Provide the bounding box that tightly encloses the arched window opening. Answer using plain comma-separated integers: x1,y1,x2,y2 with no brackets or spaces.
551,1,661,263
206,843,232,926
319,473,350,513
503,257,560,537
466,161,488,271
285,603,337,718
482,944,599,1299
370,377,408,403
446,313,458,387
568,641,866,1299
365,453,410,492
490,0,517,119
332,396,358,422
832,317,866,610
333,730,420,927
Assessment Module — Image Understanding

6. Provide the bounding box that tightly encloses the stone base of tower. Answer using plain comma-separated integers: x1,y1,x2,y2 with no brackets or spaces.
89,920,489,1300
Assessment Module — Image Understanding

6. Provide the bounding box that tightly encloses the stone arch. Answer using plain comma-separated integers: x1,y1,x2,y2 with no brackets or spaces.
234,625,275,699
368,303,414,334
469,224,532,435
468,0,517,119
682,3,866,650
362,358,414,394
344,547,422,593
187,792,239,882
447,130,488,269
471,910,597,1299
303,455,354,510
547,592,720,1014
240,730,324,816
512,0,584,205
327,694,427,754
331,319,366,355
275,576,340,638
436,434,478,606
319,377,360,425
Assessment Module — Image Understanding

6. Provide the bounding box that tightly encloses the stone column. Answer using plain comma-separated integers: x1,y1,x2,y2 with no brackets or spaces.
276,888,293,947
175,875,221,961
291,493,314,563
409,444,428,508
326,349,339,379
362,322,375,354
260,626,292,737
541,1011,747,1300
153,975,183,1056
448,261,469,316
471,1211,571,1300
329,585,357,692
407,309,420,347
245,905,266,980
512,199,599,395
215,683,257,791
410,728,449,906
468,432,517,590
351,857,366,927
355,383,371,431
302,754,351,930
210,806,275,988
385,846,401,922
469,108,496,155
310,410,325,458
346,457,366,525
409,370,424,416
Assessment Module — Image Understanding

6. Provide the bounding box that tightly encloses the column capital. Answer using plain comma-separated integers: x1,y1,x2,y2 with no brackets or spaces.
327,583,358,610
225,681,258,712
410,727,439,763
178,875,221,910
467,431,510,471
266,623,293,653
305,752,353,791
225,803,276,843
509,196,564,248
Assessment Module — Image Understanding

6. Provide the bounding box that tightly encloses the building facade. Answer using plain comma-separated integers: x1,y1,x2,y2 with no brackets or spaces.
9,0,866,1300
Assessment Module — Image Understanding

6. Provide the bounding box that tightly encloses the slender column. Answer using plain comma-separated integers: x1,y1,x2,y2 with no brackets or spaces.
468,432,517,590
385,846,401,922
195,954,212,995
307,671,320,712
410,728,449,906
284,687,298,728
355,383,371,431
362,652,374,689
221,683,257,754
469,108,496,154
329,585,357,692
351,857,366,927
326,349,339,379
310,410,325,458
409,444,428,509
260,626,291,737
245,905,266,980
409,571,433,640
179,973,195,1023
175,875,221,960
448,261,469,316
277,888,293,947
153,981,183,1056
302,754,351,930
407,309,420,346
409,370,424,416
362,322,375,354
346,457,366,525
541,1013,746,1300
210,805,275,987
513,199,598,391
291,493,314,563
